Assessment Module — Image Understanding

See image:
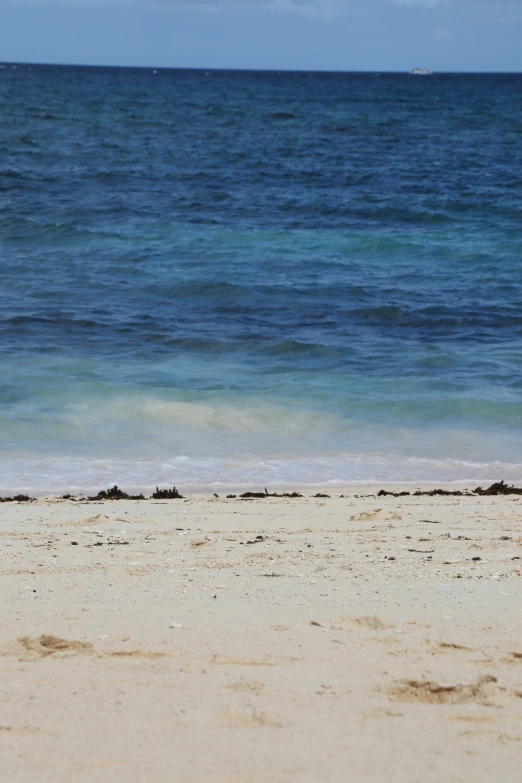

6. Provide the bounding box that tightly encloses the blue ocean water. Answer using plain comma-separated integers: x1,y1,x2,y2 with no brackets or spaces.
1,64,522,491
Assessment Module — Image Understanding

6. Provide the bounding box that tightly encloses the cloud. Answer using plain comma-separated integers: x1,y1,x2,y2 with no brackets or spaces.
434,26,454,38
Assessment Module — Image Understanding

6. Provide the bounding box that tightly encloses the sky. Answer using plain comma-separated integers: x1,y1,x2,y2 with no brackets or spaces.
0,0,521,72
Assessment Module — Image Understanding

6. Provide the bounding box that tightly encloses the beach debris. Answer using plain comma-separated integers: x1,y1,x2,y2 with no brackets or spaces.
244,535,265,545
0,494,34,503
415,488,471,497
169,622,182,629
238,489,303,499
378,488,473,497
381,481,522,497
87,486,145,501
474,480,522,496
313,493,330,498
406,548,434,553
191,538,210,547
152,486,184,499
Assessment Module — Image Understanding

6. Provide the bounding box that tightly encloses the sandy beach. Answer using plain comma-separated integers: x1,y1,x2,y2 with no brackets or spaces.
2,485,522,782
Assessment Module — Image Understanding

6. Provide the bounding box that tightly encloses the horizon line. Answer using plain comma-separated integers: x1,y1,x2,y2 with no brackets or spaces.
2,60,522,75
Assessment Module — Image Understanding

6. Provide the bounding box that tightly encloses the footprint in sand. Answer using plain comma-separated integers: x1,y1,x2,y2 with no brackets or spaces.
5,635,93,661
326,615,388,631
226,680,265,693
216,707,283,728
388,675,503,707
350,509,402,522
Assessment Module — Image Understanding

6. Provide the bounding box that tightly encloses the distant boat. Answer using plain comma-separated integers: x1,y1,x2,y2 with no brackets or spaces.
409,67,433,76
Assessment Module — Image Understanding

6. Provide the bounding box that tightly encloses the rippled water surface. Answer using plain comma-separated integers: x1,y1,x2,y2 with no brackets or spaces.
1,65,522,490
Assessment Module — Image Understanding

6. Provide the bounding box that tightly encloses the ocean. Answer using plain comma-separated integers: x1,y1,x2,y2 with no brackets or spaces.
1,64,522,492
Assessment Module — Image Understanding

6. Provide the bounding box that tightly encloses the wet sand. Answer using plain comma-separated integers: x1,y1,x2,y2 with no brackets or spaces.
2,487,522,781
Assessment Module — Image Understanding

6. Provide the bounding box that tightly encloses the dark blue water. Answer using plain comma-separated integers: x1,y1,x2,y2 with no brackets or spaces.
1,64,522,491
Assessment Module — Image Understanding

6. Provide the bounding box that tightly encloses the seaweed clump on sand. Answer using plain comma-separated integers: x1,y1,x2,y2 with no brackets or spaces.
377,488,471,497
414,488,471,497
376,481,522,498
238,489,303,499
377,488,472,497
151,486,184,499
0,494,34,503
474,481,522,496
87,485,145,501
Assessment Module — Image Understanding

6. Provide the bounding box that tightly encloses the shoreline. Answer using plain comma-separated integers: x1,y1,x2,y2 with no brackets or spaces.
1,477,519,500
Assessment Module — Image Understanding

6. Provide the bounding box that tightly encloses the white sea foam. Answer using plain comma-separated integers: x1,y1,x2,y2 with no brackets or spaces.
1,451,521,495
2,393,522,493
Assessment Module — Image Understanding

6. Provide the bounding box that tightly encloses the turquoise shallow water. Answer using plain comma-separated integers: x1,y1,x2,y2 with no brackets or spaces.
1,65,522,491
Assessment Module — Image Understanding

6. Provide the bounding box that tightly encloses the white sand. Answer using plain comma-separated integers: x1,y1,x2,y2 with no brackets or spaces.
2,487,522,781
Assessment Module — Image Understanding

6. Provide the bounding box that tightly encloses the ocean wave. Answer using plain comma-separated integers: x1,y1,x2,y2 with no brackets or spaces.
0,215,119,243
2,451,522,495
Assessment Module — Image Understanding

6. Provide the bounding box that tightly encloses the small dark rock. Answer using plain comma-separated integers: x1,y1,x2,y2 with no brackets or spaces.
245,535,265,544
